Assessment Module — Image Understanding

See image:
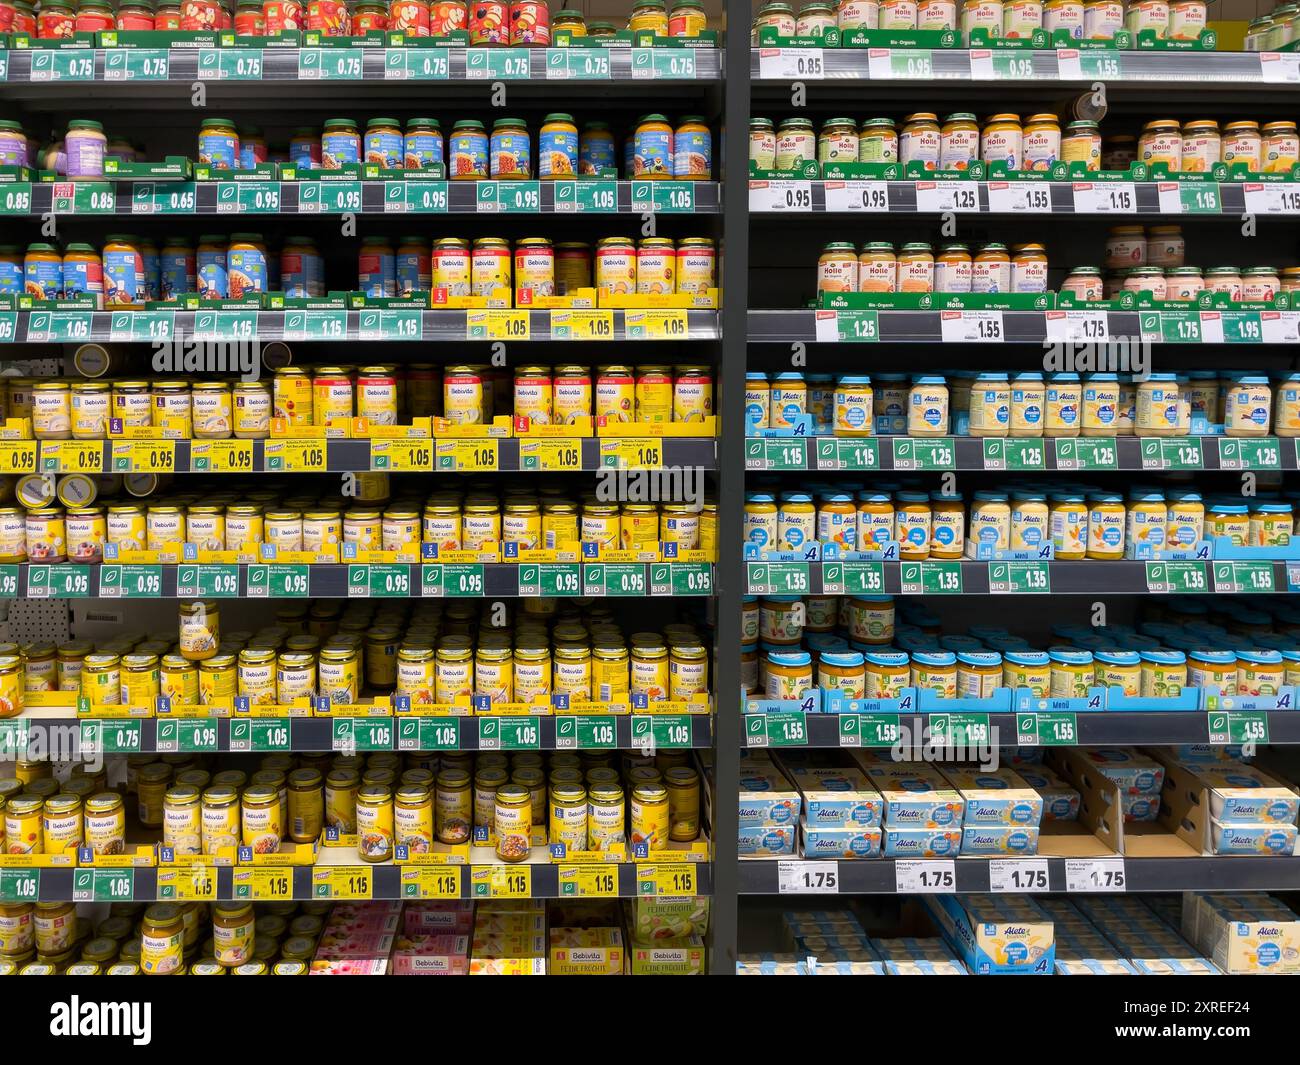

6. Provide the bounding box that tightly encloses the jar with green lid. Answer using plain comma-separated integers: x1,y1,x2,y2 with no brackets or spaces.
320,119,361,170
552,8,587,35
629,0,668,35
752,1,796,42
819,118,859,165
796,1,836,36
588,19,617,35
668,0,706,35
859,118,898,163
775,117,815,171
449,120,488,181
749,118,776,170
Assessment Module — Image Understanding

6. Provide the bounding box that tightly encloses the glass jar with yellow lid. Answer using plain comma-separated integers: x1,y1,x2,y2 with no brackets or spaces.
1262,121,1299,174
1139,119,1182,171
1222,120,1262,173
859,118,898,163
1136,373,1188,435
900,112,941,170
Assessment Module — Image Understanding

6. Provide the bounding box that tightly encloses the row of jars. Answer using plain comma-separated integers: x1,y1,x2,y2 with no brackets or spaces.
15,0,711,41
744,486,1296,560
816,240,1049,296
751,0,1207,41
1137,118,1300,176
747,371,1300,439
1247,2,1300,50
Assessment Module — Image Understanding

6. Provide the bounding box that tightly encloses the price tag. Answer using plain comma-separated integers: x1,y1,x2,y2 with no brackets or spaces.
478,717,541,751
1071,181,1136,213
396,717,461,751
72,868,135,903
891,438,954,470
1262,311,1300,344
748,180,812,212
28,49,96,82
0,441,37,474
544,47,611,79
899,560,963,595
282,309,347,340
383,181,448,214
155,718,219,754
584,563,640,597
196,48,263,80
245,564,310,598
0,184,32,215
1015,711,1077,746
600,438,663,469
1053,437,1117,471
744,437,808,471
777,860,839,894
298,47,365,79
915,181,980,213
131,182,196,215
0,567,17,598
175,564,240,598
969,48,1035,80
982,438,1045,471
629,47,695,80
401,866,462,899
986,181,1052,212
814,309,879,343
299,180,363,214
988,561,1050,594
554,715,618,750
228,718,292,753
383,47,449,79
435,439,498,472
1139,437,1202,470
1243,182,1300,214
23,310,94,341
636,181,698,213
552,180,617,214
0,869,39,903
215,181,281,214
1044,309,1108,343
822,180,888,212
264,440,327,472
465,47,531,78
107,310,174,341
467,309,530,340
81,720,144,758
630,714,692,750
157,865,217,901
814,437,879,470
928,712,989,747
475,181,541,213
98,564,162,599
472,865,533,898
625,309,689,339
549,309,613,340
636,863,696,897
1158,181,1220,214
745,711,807,747
940,310,1003,342
519,439,582,472
1218,437,1281,471
894,859,955,893
837,712,900,748
558,864,618,897
988,859,1050,893
348,563,412,598
103,47,169,80
1213,561,1274,595
819,561,884,596
0,313,15,343
1222,310,1264,344
189,439,254,473
357,308,420,340
426,563,484,597
1064,858,1125,892
1206,710,1269,746
26,565,91,599
746,562,809,595
1056,48,1122,80
111,440,175,474
192,310,257,341
370,439,434,472
1145,561,1207,594
536,563,580,597
757,47,824,79
234,867,293,901
332,718,393,753
868,46,932,79
317,867,374,900
671,563,712,596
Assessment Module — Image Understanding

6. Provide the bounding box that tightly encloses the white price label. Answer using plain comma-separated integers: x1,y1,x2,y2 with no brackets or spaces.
940,310,1004,343
1072,182,1136,214
1243,182,1300,214
1260,52,1300,83
777,860,839,894
814,310,841,343
824,180,888,212
1065,858,1126,892
915,181,979,213
1198,311,1225,345
1262,311,1300,344
988,859,1050,893
757,47,824,79
987,181,1051,213
749,180,812,212
894,859,956,893
1045,309,1108,342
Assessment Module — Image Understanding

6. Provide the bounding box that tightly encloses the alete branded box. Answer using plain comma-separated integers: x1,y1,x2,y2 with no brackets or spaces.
1082,748,1165,794
785,765,883,828
739,825,796,856
1209,819,1299,856
800,820,883,859
1014,767,1081,822
923,894,1055,975
939,767,1044,827
1181,764,1300,825
862,764,965,829
960,825,1041,855
882,826,962,858
738,765,802,827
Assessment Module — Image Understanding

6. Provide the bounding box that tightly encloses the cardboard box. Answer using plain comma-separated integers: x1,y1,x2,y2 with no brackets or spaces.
1209,819,1298,855
1183,893,1300,974
549,927,625,976
882,827,962,858
738,765,802,828
784,765,883,828
800,820,882,859
1188,764,1298,825
739,825,796,856
390,934,470,975
1080,748,1165,794
960,825,1040,855
861,763,965,829
1015,767,1081,822
939,767,1044,827
403,900,475,936
923,894,1055,975
631,936,706,975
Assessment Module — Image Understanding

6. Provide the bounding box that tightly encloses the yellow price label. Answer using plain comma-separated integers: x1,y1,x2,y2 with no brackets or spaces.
193,439,255,473
468,309,530,340
471,864,532,898
158,864,217,901
627,309,688,340
372,439,433,472
558,863,619,898
42,440,103,473
400,865,462,899
437,439,499,472
550,309,614,340
601,437,664,470
0,441,37,474
267,439,327,472
235,866,294,901
636,863,696,897
113,440,175,473
523,439,583,471
321,866,373,900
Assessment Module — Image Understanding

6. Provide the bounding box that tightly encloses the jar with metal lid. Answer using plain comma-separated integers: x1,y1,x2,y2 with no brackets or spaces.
1205,267,1242,300
900,112,940,170
140,904,185,975
40,794,82,856
981,113,1023,170
1139,119,1182,171
84,792,124,856
775,117,815,171
355,784,393,862
493,784,531,863
663,766,700,841
1262,121,1299,175
630,783,670,851
31,382,71,441
136,763,171,828
240,785,280,856
819,117,859,165
939,113,979,171
199,651,236,707
162,785,201,855
70,381,111,440
211,903,254,968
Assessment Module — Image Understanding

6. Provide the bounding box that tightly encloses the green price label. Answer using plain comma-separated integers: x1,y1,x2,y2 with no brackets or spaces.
630,47,696,79
1213,561,1274,594
892,437,955,471
156,718,219,753
1222,311,1263,343
837,712,901,747
349,564,412,598
282,309,347,340
1176,183,1220,213
0,720,27,758
831,309,880,342
816,437,879,470
0,183,33,215
29,49,96,82
744,437,807,471
1142,309,1200,343
1053,437,1117,471
298,47,365,79
1206,711,1269,745
385,181,448,213
1140,437,1202,470
357,308,421,340
246,564,310,598
300,180,363,213
900,561,963,595
535,563,580,597
553,180,617,212
555,715,618,750
424,563,484,597
478,717,541,750
987,51,1034,78
109,310,175,341
397,717,461,751
1016,711,1077,746
383,47,449,79
0,313,15,343
1146,561,1208,594
929,712,990,747
545,47,611,78
670,563,712,595
1217,437,1281,470
80,720,143,754
59,183,116,214
477,181,541,213
988,561,1051,594
104,47,169,80
0,566,18,597
333,718,393,752
820,561,885,595
983,438,1046,471
583,563,644,597
23,311,94,343
229,718,291,753
216,181,281,214
746,562,810,594
0,869,39,903
192,310,257,341
630,714,693,749
197,48,263,79
26,565,91,598
465,47,531,78
73,868,134,903
98,565,162,598
176,564,240,597
745,711,807,747
886,48,933,77
630,181,694,213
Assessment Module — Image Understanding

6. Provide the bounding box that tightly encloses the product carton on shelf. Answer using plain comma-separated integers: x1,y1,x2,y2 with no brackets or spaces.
857,761,964,829
938,767,1044,827
629,935,706,975
779,763,883,828
390,934,471,976
800,820,882,859
1181,893,1300,975
923,894,1056,976
549,926,625,976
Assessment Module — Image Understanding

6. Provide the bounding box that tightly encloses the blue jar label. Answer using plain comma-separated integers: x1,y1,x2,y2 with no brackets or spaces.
634,129,672,178
673,128,710,179
321,131,360,168
198,131,239,171
538,129,578,179
404,131,444,170
449,132,488,179
198,252,228,299
104,250,143,303
490,130,531,178
365,130,403,169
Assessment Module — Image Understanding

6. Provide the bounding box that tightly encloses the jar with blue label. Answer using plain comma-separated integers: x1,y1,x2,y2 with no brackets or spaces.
673,116,711,179
139,238,160,302
160,239,195,302
61,244,103,303
198,118,239,171
1045,372,1081,437
365,118,404,170
449,121,488,180
875,374,908,434
778,493,815,552
969,491,1011,553
1137,373,1188,436
1010,372,1045,437
1167,491,1204,548
1011,492,1048,552
634,114,674,180
198,234,229,299
744,493,777,551
0,246,23,295
404,118,444,171
1082,372,1119,436
239,126,267,170
321,118,361,170
745,373,770,429
396,237,431,295
807,374,834,433
227,234,268,297
280,236,321,299
24,243,64,300
908,375,949,436
490,118,532,180
290,127,322,171
539,113,578,180
968,372,1010,438
770,373,807,430
580,122,616,176
1126,490,1167,557
857,492,895,549
895,492,932,561
817,493,857,551
358,236,396,297
1224,374,1273,437
103,235,144,304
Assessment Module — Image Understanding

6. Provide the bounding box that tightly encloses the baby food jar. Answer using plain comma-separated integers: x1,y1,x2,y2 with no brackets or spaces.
818,651,866,697
1166,491,1204,549
1224,375,1272,437
1087,492,1125,559
908,375,948,436
1250,503,1293,548
957,651,1002,699
859,118,898,163
1010,372,1045,436
819,117,859,165
1003,650,1050,695
764,651,814,700
911,650,956,699
1049,493,1087,559
862,651,907,697
1094,649,1140,696
967,373,1010,437
1222,120,1263,173
968,490,1010,553
1136,373,1188,435
939,113,979,171
1048,646,1093,698
1187,649,1236,693
1208,502,1249,546
1237,649,1283,697
981,113,1023,171
900,112,941,170
1140,649,1186,698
